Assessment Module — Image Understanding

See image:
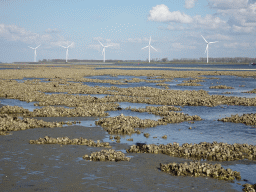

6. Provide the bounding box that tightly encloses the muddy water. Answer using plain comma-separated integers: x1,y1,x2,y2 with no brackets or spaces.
1,72,256,191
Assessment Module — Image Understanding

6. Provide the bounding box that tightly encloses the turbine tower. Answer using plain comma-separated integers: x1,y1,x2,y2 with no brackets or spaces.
141,36,157,63
98,40,113,63
28,45,41,62
201,35,218,63
61,43,73,63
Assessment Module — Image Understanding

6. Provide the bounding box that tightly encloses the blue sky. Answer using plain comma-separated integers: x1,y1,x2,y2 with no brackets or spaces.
1,0,256,62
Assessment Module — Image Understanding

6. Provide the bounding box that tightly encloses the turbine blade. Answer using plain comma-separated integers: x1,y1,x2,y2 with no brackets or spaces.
201,35,208,43
209,41,218,44
35,44,41,49
150,45,157,52
105,45,113,48
61,46,67,48
149,36,151,45
98,40,104,47
67,43,73,48
28,46,34,49
141,46,149,50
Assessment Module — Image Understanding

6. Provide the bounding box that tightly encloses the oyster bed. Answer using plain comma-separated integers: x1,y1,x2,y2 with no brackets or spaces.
83,149,131,162
160,161,241,180
210,85,235,89
219,113,256,126
95,113,201,135
29,136,111,148
127,142,256,161
0,64,256,191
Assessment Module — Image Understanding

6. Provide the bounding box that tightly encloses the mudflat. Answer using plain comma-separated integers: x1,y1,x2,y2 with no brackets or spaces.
1,64,256,191
0,122,239,192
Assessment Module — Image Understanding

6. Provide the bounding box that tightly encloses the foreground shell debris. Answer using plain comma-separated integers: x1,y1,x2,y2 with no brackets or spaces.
242,183,256,192
127,142,256,161
218,113,256,126
160,161,241,180
83,149,131,161
95,113,201,135
29,136,111,147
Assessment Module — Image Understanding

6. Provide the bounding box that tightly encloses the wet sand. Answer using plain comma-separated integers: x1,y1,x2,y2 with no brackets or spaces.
0,121,240,192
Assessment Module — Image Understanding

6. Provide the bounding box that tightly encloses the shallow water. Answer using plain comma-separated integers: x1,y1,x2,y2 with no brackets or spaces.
0,98,39,112
97,63,256,71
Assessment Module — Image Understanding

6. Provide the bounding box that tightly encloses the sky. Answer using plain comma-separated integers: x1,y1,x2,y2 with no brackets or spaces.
1,0,256,63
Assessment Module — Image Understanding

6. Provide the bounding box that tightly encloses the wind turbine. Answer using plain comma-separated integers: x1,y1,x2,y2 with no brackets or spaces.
28,45,41,62
141,36,157,63
61,43,73,62
201,35,218,63
98,40,113,63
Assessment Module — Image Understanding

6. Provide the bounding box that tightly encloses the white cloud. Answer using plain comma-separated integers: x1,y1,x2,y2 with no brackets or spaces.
208,0,248,9
211,1,256,33
0,24,74,49
224,42,239,48
185,0,198,9
148,4,193,23
171,43,196,50
165,24,187,30
148,5,229,30
0,24,42,43
240,42,250,47
224,42,250,48
45,28,61,33
232,25,255,33
206,34,233,40
127,37,150,43
193,14,229,29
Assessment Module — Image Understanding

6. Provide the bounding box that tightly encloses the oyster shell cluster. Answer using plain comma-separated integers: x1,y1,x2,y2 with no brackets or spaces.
0,131,10,135
160,161,241,180
243,183,256,192
182,79,205,83
209,85,234,89
95,113,201,135
0,105,30,114
83,149,131,161
177,83,202,86
2,77,256,107
128,105,182,114
244,88,256,94
29,136,111,147
218,113,256,126
0,104,119,117
127,142,256,161
0,114,70,133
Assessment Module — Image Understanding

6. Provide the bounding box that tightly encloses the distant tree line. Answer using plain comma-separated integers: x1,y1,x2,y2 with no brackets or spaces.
12,57,256,64
166,57,256,64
